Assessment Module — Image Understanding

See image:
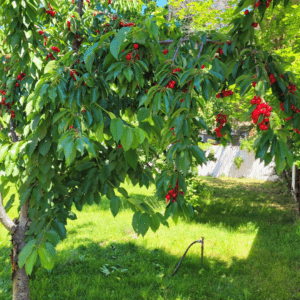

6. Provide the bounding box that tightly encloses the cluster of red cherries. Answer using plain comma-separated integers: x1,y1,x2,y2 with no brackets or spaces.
46,53,55,61
1,90,15,118
166,79,176,89
119,21,135,27
282,103,300,114
165,179,184,203
70,70,78,81
216,48,224,55
51,46,60,53
288,84,297,95
67,21,71,31
214,114,227,137
250,95,272,131
45,4,56,17
38,30,47,46
269,74,277,85
16,72,25,81
170,126,175,136
216,89,234,98
280,103,300,134
172,68,180,73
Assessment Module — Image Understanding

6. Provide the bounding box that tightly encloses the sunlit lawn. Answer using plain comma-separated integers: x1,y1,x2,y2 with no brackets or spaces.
1,176,300,299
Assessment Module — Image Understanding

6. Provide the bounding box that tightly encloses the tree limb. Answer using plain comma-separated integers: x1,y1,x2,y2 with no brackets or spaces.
0,192,17,234
196,42,204,59
171,38,184,66
9,118,18,143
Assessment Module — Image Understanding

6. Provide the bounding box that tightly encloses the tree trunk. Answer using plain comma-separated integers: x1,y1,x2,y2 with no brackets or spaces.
11,200,31,300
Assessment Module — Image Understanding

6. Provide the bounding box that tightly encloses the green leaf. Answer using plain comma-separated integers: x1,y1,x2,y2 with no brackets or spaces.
38,242,55,270
83,137,96,157
45,230,60,246
110,196,121,217
178,150,190,176
64,142,77,166
51,219,66,240
123,67,134,82
0,144,10,163
92,88,100,104
202,78,212,101
150,213,160,232
18,239,36,268
137,107,151,122
53,110,68,124
240,80,252,96
39,138,51,156
35,124,47,141
86,54,95,73
20,188,32,207
110,119,125,142
121,127,133,151
25,249,38,275
110,39,119,60
118,187,129,199
132,211,141,234
139,213,151,237
190,145,207,166
124,149,138,170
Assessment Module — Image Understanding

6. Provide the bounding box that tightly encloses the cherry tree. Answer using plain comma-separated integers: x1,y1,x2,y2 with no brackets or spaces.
0,0,299,299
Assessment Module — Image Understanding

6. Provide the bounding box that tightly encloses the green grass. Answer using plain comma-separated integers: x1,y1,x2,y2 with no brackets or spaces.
1,176,300,300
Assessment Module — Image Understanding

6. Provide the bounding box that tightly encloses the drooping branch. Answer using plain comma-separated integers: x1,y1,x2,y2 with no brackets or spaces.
0,192,17,234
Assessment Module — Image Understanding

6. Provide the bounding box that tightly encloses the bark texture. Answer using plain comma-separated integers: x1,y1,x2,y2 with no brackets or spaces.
11,200,31,300
72,0,84,51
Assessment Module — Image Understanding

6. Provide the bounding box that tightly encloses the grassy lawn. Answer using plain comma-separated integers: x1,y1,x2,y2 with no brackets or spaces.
1,176,300,300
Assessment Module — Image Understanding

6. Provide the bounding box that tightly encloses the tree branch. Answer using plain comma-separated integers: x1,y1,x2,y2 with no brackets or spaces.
77,0,84,17
9,118,18,143
196,42,204,59
171,38,184,66
0,192,17,234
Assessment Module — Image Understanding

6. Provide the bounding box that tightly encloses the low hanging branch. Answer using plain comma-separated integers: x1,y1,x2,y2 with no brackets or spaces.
0,193,17,234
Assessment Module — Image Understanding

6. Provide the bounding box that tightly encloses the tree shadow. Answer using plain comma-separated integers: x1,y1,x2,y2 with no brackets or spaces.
1,178,300,300
188,176,296,231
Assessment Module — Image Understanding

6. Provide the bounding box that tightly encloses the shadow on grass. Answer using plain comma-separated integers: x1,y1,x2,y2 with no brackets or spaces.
1,225,300,299
189,177,296,231
1,178,300,300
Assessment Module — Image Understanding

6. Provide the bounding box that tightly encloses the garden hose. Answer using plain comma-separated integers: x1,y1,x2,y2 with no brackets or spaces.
171,237,204,276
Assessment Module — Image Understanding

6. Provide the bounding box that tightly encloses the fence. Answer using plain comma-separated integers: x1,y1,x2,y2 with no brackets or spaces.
197,145,279,181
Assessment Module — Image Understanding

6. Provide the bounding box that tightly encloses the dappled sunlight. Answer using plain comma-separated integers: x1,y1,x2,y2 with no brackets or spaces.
1,176,300,299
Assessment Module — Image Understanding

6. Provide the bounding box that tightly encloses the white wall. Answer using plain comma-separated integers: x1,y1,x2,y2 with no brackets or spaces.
198,145,279,181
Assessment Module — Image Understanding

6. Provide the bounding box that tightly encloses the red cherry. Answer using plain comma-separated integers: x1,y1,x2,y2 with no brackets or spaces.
171,193,177,198
15,83,19,87
166,194,171,201
180,99,184,102
244,9,249,15
133,43,139,49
